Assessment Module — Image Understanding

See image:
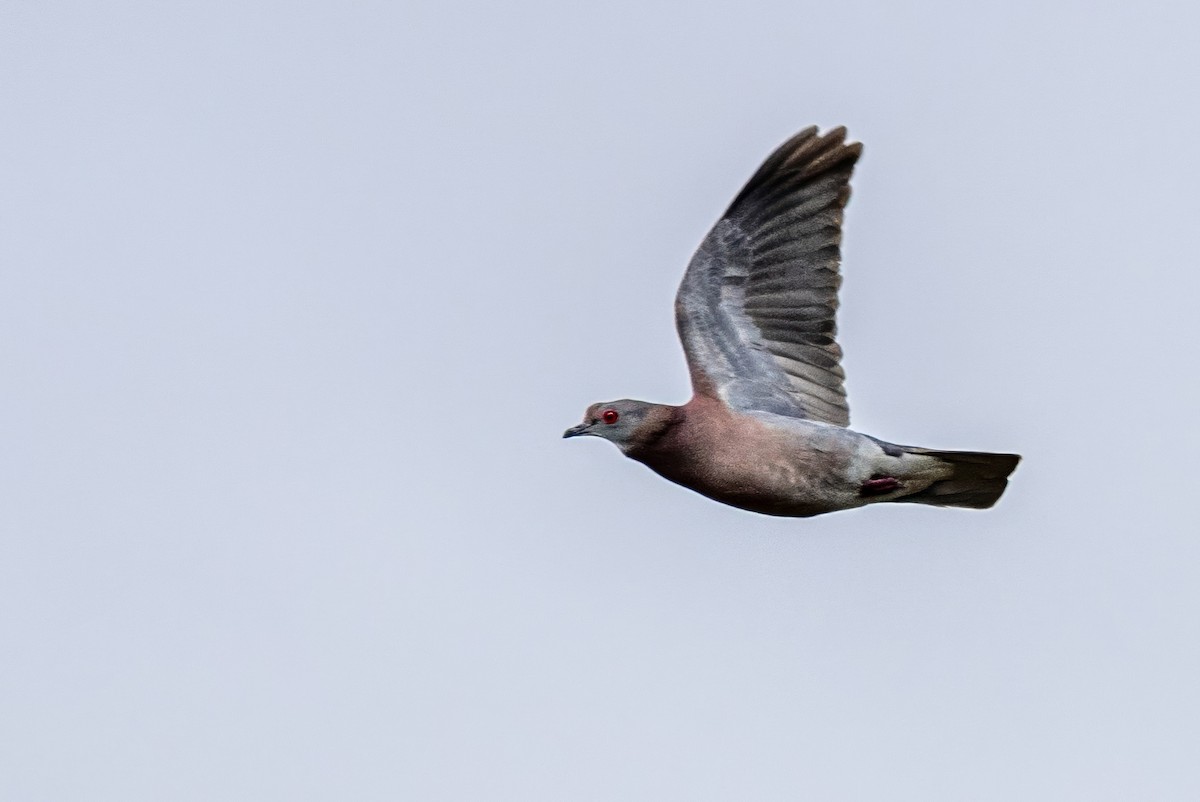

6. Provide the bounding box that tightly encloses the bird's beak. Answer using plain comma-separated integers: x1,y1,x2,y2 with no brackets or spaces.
562,423,592,439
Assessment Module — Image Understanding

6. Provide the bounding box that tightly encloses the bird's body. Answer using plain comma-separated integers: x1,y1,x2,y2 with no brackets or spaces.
628,398,877,518
565,127,1019,517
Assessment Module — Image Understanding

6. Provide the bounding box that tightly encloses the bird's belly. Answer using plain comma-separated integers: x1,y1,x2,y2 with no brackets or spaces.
699,464,846,517
645,445,855,518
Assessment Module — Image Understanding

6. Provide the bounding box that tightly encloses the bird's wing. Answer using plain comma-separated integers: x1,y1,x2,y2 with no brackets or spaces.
675,126,860,426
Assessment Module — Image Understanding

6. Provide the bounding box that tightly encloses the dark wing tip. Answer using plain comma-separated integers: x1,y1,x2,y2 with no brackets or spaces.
727,127,862,216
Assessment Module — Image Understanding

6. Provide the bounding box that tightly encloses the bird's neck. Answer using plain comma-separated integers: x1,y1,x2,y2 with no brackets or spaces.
622,403,686,458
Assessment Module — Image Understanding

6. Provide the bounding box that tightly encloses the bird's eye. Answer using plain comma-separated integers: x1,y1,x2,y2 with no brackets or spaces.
601,409,620,424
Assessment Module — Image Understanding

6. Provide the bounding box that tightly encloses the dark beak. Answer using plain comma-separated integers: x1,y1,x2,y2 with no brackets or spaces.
562,423,591,439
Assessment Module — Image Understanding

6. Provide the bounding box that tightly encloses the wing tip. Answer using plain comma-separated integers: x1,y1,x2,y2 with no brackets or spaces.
729,125,862,215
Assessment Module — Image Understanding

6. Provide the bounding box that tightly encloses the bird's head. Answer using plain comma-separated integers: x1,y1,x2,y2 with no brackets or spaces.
562,399,674,453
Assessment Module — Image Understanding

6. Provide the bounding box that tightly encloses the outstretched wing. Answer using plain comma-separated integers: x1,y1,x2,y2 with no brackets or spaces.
675,126,860,426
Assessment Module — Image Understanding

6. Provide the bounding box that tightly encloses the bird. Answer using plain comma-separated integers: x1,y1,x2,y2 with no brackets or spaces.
563,126,1020,518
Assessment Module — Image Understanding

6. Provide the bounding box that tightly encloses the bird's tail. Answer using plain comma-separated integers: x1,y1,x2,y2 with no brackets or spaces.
896,448,1021,509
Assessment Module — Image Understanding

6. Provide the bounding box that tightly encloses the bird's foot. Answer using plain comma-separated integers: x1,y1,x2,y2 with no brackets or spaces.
860,475,902,497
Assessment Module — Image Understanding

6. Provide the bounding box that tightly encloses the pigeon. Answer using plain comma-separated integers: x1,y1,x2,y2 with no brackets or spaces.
563,126,1020,518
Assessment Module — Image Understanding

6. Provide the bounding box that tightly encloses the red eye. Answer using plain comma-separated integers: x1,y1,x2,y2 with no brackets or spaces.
601,409,619,424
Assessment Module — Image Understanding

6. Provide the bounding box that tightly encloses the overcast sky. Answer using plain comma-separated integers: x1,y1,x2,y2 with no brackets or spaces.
3,1,1199,799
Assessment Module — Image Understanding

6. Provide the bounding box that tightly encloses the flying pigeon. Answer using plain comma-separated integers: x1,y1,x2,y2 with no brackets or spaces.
564,126,1020,517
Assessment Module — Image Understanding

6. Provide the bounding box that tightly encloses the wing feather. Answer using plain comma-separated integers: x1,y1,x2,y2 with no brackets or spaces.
675,127,860,426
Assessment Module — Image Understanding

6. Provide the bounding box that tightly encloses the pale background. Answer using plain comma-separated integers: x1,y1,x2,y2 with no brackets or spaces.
3,2,1199,800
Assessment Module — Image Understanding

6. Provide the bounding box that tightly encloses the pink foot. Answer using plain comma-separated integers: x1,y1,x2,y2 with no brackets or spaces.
860,475,902,497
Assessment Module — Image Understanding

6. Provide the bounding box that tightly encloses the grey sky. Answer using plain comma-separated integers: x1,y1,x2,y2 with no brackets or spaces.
3,1,1199,799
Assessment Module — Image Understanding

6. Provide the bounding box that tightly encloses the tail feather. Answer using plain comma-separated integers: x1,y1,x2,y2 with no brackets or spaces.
897,448,1021,509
